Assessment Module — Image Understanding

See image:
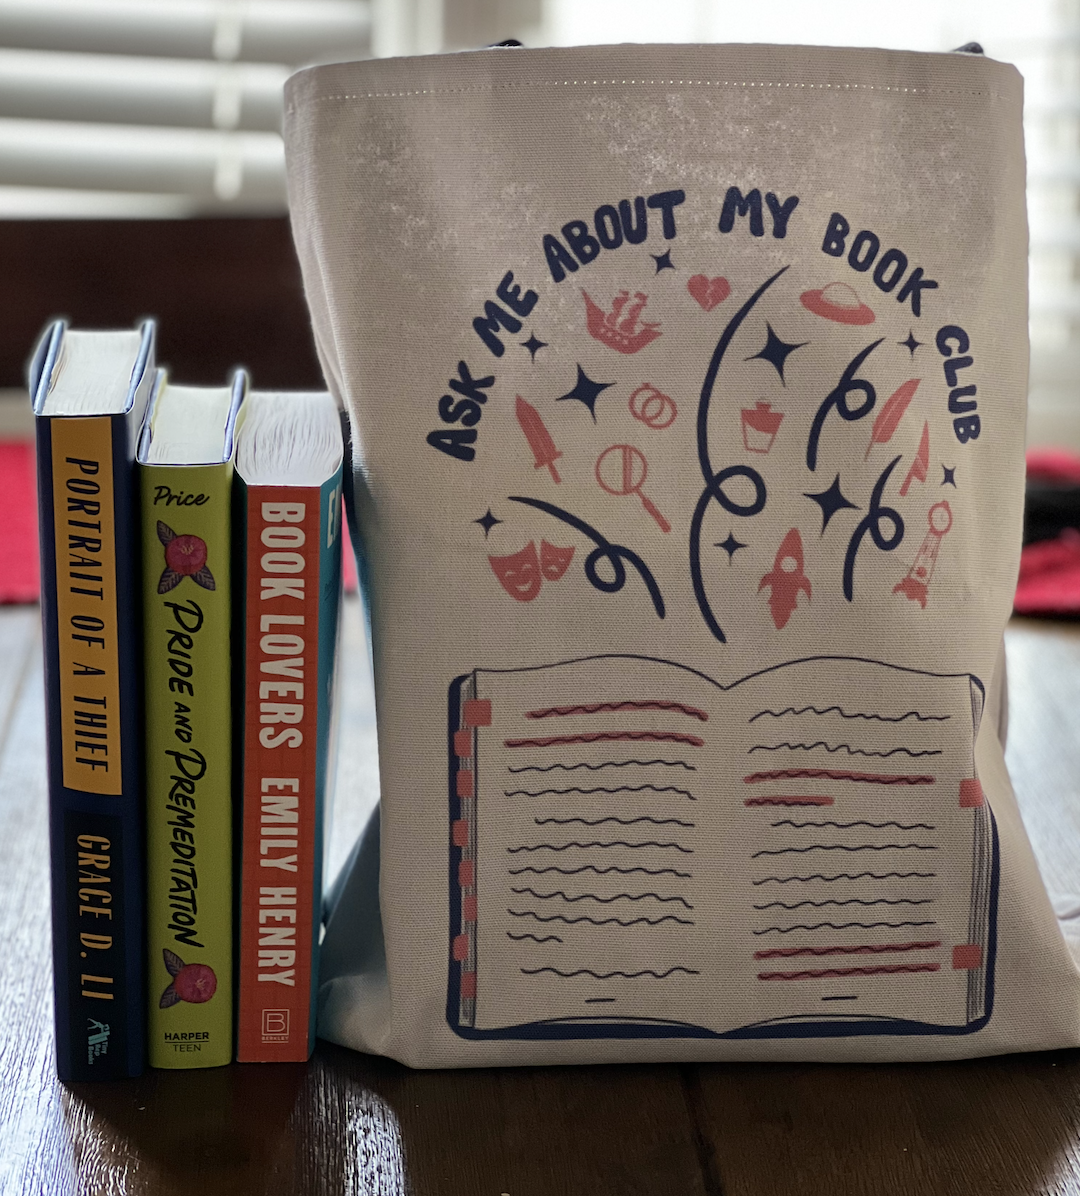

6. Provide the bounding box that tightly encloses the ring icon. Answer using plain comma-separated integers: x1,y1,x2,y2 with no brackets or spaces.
629,384,677,430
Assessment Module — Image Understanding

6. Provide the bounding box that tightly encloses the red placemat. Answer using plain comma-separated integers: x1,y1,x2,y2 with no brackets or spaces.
1015,529,1080,617
0,441,38,604
1027,445,1080,486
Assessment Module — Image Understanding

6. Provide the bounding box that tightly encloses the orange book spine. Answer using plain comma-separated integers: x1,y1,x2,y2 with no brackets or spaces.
236,484,323,1061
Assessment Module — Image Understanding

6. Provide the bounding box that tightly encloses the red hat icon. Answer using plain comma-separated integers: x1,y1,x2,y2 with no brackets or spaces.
800,281,875,325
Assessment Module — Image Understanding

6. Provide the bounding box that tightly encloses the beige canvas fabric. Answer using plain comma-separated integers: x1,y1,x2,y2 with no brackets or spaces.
284,44,1080,1066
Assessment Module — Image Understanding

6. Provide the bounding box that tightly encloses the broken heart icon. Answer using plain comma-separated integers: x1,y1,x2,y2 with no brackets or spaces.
687,274,731,312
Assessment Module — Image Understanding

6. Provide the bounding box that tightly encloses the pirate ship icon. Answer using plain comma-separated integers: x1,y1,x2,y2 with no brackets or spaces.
582,289,662,354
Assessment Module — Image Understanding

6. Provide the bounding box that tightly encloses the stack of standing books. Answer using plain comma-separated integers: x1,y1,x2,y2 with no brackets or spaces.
30,320,345,1079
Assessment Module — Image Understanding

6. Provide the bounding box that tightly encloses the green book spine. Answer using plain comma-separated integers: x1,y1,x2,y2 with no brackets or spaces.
141,464,234,1068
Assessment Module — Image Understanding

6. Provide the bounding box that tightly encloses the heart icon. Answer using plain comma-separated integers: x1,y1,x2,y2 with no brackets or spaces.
688,275,731,311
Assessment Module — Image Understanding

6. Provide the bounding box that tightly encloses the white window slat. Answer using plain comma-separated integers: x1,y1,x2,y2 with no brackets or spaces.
0,0,371,65
0,49,287,130
0,117,285,205
0,183,196,217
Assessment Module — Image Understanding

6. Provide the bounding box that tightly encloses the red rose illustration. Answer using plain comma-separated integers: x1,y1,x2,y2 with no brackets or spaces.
160,949,218,1008
157,521,215,593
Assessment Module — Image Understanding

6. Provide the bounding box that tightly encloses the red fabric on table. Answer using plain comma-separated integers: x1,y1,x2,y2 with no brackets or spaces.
1014,529,1080,616
1026,446,1080,486
0,441,39,605
0,443,357,603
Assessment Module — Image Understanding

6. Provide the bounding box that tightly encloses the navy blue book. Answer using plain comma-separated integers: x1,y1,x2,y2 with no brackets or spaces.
31,321,156,1080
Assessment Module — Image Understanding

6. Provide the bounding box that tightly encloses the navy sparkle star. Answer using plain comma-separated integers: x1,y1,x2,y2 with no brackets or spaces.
746,323,807,384
557,365,614,421
715,533,746,562
651,249,675,273
804,475,859,534
900,331,923,357
942,465,957,487
521,333,547,360
474,509,502,537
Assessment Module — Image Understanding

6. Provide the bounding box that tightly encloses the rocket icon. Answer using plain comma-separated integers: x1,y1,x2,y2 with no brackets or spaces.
758,528,812,629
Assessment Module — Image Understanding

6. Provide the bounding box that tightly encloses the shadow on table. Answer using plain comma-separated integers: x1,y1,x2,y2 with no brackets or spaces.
58,1044,1080,1196
691,1049,1080,1196
65,1063,315,1193
61,1042,708,1196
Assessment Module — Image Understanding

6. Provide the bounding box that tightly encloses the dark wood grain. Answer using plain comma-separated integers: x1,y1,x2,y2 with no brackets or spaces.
689,1052,1080,1196
686,618,1080,1196
4,610,1080,1194
1003,618,1080,896
0,219,323,390
0,607,706,1196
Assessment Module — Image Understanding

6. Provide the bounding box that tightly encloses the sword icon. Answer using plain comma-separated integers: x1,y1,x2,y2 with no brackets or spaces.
515,395,562,483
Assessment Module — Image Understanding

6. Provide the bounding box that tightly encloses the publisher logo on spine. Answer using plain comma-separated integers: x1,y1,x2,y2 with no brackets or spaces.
86,1018,110,1064
261,1009,290,1042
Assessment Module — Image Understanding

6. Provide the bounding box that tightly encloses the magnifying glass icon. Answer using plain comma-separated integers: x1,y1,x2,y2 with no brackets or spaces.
595,444,671,533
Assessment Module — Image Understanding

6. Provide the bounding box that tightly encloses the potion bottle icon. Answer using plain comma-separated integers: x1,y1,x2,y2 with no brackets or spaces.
741,401,784,455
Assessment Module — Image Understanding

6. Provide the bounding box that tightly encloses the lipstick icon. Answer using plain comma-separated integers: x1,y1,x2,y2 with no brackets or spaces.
741,401,784,455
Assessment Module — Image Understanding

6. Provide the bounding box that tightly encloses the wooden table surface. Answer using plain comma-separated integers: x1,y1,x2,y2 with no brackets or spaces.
3,601,1080,1196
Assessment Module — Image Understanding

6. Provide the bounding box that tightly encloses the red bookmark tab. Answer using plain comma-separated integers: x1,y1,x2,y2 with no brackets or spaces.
460,972,477,999
463,896,478,922
952,944,983,970
453,729,473,757
458,860,475,887
452,934,469,961
463,699,492,726
959,779,984,808
451,819,469,847
456,770,474,798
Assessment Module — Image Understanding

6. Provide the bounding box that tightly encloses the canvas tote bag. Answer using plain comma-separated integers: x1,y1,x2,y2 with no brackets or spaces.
284,43,1080,1066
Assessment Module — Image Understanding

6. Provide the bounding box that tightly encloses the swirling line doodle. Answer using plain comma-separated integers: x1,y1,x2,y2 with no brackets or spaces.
806,339,884,472
508,495,666,618
629,383,678,429
690,266,788,643
843,455,905,601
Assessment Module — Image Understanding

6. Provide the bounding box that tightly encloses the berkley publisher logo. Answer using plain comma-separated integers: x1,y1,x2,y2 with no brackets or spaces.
87,1018,110,1064
261,1009,290,1042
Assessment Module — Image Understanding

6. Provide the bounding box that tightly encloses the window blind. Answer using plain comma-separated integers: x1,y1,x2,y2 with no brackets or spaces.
0,0,372,216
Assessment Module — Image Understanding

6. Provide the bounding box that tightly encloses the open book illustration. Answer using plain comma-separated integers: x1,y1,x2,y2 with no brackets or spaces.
447,654,998,1041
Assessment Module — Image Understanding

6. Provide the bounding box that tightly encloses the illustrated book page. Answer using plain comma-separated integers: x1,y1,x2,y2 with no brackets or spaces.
448,653,995,1039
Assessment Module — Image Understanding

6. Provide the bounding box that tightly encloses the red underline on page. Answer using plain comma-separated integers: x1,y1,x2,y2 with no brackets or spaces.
744,796,834,807
743,768,935,785
754,942,941,959
525,700,709,721
757,962,941,980
506,731,705,748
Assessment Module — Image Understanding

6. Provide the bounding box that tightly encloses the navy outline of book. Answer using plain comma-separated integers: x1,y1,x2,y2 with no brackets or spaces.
445,652,998,1042
32,321,155,1079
